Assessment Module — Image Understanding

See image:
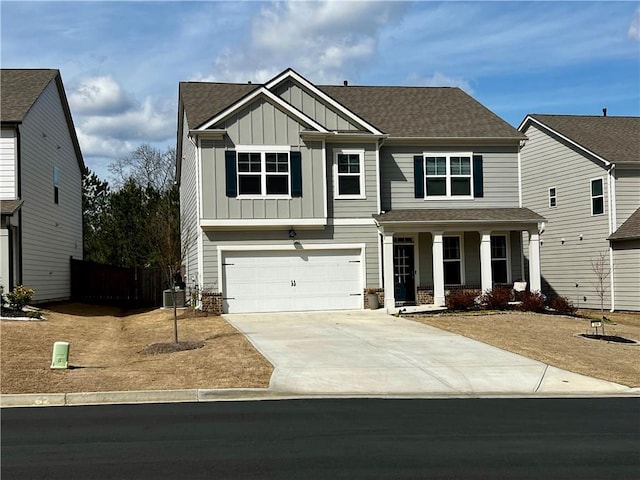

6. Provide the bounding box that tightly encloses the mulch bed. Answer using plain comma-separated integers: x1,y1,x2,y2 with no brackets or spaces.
140,341,206,355
578,334,637,344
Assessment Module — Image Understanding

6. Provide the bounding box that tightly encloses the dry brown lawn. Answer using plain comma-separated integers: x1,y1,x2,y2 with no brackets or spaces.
1,303,273,394
406,309,640,388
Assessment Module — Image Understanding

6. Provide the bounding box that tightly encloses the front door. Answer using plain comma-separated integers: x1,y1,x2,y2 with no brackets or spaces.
393,244,415,303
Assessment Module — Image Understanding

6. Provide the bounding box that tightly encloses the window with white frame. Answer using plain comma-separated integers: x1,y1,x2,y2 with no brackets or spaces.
425,153,472,197
334,149,365,198
443,236,462,285
237,149,290,196
591,178,604,215
490,235,509,284
548,187,557,208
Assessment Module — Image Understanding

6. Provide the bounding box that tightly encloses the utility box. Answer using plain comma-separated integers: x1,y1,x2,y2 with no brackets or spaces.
50,341,70,369
163,289,185,308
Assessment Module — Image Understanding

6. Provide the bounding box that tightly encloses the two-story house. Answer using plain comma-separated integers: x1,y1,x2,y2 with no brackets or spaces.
177,68,544,314
519,114,640,311
1,69,85,303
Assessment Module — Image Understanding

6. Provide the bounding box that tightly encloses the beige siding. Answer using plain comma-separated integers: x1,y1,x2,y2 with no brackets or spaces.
521,123,611,309
274,80,363,132
202,97,326,220
380,145,520,210
19,80,83,302
0,127,17,199
179,112,200,290
614,168,640,228
201,225,381,292
327,142,379,218
611,240,640,311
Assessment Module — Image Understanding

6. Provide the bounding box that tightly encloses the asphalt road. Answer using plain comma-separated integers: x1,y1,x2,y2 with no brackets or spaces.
2,398,638,479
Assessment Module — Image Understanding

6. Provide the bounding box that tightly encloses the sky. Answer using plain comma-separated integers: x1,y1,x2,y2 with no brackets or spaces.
2,1,639,181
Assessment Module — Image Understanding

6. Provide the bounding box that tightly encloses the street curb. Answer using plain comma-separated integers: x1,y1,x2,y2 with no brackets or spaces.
2,388,639,408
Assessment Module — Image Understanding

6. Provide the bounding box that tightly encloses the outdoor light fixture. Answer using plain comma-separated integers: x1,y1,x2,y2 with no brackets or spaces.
289,228,297,238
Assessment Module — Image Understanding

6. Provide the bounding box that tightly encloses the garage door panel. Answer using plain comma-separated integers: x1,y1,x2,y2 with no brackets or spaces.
223,249,363,313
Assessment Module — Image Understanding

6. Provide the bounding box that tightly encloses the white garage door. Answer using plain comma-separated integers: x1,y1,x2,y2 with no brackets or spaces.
222,249,363,313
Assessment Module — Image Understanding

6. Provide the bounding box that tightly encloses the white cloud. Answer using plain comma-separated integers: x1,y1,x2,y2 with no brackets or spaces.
69,75,133,115
629,8,640,41
407,72,474,94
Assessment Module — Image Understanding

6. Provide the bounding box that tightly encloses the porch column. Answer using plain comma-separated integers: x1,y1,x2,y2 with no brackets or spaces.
382,233,395,312
528,231,541,292
432,231,445,306
480,231,492,293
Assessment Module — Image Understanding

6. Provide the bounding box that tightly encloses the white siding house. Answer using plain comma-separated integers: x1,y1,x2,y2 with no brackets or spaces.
0,69,85,303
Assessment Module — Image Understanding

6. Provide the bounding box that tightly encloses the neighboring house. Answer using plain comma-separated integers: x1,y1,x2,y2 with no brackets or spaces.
177,68,544,314
0,69,84,303
519,114,640,311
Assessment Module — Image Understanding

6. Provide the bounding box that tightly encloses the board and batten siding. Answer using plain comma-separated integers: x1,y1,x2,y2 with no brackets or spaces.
380,145,520,211
18,79,83,302
200,225,381,292
0,127,17,199
274,80,363,132
611,240,640,311
327,142,379,218
179,112,200,290
521,123,611,309
614,168,640,229
201,97,326,221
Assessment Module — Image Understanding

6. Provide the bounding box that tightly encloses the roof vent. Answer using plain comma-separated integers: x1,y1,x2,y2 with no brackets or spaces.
343,80,348,86
602,107,607,117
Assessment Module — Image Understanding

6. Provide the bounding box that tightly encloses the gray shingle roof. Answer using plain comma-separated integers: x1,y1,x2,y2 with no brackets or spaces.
374,208,545,224
527,114,640,164
320,85,524,139
179,77,524,139
179,82,257,129
1,69,58,123
0,199,23,215
608,208,640,241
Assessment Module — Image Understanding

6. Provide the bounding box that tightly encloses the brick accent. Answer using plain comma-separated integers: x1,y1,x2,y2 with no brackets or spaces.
201,291,223,316
417,287,434,305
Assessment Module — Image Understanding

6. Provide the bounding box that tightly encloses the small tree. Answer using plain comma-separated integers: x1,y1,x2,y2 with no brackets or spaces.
590,251,611,334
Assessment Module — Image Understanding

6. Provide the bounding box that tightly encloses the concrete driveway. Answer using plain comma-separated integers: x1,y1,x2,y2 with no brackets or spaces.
224,310,631,396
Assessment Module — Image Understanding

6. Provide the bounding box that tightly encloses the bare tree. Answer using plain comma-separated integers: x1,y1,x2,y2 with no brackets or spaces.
109,144,175,192
590,250,611,334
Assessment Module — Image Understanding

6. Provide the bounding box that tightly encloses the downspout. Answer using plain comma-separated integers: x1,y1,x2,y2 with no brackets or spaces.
607,164,616,312
16,124,23,285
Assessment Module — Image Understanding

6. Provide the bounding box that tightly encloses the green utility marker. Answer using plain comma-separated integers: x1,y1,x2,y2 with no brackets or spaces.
50,341,70,369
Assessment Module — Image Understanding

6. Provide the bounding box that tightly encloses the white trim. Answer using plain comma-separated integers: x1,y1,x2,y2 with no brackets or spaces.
321,139,328,219
196,137,204,290
377,233,383,287
608,167,616,235
423,152,474,199
517,144,523,208
200,218,327,229
548,186,557,208
265,69,384,135
333,148,366,200
609,245,615,312
375,140,382,214
330,218,376,226
198,87,328,133
590,177,605,216
235,147,292,199
519,116,611,167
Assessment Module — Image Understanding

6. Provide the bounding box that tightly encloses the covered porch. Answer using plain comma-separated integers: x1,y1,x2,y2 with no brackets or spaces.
373,208,546,312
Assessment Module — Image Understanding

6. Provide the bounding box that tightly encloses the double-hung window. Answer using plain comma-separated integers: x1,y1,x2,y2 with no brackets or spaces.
591,178,604,215
237,148,290,197
425,153,472,197
490,235,509,284
443,236,463,285
334,149,365,198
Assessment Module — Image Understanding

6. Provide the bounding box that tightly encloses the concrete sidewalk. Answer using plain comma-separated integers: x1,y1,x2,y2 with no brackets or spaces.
225,310,635,396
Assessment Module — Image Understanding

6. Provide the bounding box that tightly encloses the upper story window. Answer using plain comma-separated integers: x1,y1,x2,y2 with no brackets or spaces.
424,153,472,198
591,178,604,216
548,187,557,208
53,166,60,204
236,148,290,197
333,149,365,199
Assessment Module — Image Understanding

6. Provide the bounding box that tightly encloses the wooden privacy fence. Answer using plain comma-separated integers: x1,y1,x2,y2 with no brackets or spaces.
70,259,164,307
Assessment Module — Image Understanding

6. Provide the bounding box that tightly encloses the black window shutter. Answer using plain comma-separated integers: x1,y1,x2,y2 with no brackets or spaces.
291,151,302,197
225,150,237,197
414,155,424,198
473,155,483,198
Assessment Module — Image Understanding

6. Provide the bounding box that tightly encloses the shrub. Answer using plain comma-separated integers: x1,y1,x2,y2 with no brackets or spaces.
446,291,477,311
4,285,34,311
519,291,547,313
550,296,577,316
480,287,511,310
